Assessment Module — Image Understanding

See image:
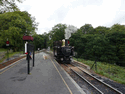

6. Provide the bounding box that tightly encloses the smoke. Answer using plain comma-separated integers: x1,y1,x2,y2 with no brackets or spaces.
65,25,78,39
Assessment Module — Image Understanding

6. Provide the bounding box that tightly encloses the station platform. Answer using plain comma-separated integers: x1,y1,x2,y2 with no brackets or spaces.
0,52,85,94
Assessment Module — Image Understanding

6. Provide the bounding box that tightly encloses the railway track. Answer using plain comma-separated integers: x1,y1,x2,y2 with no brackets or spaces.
0,51,41,70
61,63,123,94
0,56,25,69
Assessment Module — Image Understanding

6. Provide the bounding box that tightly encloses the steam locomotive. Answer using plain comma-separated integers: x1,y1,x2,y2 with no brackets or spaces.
53,39,74,63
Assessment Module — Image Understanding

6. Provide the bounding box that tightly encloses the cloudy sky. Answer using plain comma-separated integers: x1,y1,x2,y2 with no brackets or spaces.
17,0,125,34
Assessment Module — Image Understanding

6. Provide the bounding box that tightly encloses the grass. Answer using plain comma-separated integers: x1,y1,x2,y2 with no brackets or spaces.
0,48,23,63
73,57,125,85
8,51,23,57
0,48,7,52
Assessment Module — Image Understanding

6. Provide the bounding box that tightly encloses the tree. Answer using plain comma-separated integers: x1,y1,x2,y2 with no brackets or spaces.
52,23,67,41
33,34,44,50
0,11,38,51
0,0,23,13
42,32,49,48
69,29,86,57
94,26,110,35
80,24,94,34
106,26,125,66
48,23,67,48
14,11,38,35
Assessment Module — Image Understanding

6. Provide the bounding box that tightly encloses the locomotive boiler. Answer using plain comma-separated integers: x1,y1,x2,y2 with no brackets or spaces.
53,39,74,63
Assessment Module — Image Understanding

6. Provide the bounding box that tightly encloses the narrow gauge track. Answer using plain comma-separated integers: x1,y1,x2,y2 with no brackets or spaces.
62,63,123,94
0,56,25,69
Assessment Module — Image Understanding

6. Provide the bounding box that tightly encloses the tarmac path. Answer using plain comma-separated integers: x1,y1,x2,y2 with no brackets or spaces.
0,52,85,94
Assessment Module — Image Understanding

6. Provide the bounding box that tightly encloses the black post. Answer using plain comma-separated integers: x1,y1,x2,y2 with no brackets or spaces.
77,48,78,61
95,61,97,71
95,57,97,71
91,61,95,69
7,48,9,60
23,40,24,54
33,46,34,67
27,44,30,74
7,49,8,60
91,57,97,71
65,39,68,46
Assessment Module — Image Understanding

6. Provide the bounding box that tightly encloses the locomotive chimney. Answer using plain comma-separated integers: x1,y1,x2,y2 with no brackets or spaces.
65,39,68,46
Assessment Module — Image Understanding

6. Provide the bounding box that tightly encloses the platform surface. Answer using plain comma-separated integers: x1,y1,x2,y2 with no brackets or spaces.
0,52,85,94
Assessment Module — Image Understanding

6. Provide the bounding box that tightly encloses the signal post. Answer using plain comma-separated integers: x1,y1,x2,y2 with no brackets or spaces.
6,39,9,60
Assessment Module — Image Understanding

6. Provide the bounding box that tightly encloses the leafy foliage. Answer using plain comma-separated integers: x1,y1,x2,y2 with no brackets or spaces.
48,23,67,48
94,26,110,35
69,24,125,66
80,24,94,34
0,11,38,51
33,34,44,50
0,0,23,13
106,25,125,66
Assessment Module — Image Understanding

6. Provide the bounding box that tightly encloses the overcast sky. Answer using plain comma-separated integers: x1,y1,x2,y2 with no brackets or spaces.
17,0,125,34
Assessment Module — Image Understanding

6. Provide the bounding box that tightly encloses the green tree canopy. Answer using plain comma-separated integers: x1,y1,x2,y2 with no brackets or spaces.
0,11,38,51
33,34,44,50
110,24,125,33
48,23,67,48
51,23,67,41
80,24,94,34
106,28,125,65
94,26,110,35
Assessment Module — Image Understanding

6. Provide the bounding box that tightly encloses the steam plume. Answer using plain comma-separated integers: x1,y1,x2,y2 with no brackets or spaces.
65,25,77,39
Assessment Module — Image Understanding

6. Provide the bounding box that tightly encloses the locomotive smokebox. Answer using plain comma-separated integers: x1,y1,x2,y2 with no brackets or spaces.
65,39,68,46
